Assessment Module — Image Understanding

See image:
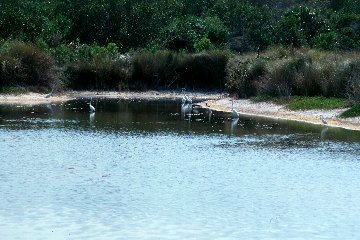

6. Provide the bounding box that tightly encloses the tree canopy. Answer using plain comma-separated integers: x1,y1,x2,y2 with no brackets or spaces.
0,0,359,52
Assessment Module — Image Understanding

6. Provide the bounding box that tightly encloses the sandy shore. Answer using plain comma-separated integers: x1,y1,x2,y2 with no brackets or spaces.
199,98,360,131
1,91,360,131
0,90,223,105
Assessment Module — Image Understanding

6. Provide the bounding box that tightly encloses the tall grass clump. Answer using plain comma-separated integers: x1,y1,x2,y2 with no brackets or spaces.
132,50,229,89
257,52,322,97
185,50,229,89
132,50,180,89
313,54,352,98
0,41,61,91
226,47,360,100
225,56,267,97
344,59,360,105
60,43,131,90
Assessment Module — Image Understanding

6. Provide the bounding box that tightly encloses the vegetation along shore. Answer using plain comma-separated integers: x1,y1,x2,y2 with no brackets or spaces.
0,0,359,129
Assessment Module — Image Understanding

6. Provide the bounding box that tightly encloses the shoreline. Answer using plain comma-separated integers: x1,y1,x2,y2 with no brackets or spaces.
198,99,360,131
1,91,360,131
0,90,224,105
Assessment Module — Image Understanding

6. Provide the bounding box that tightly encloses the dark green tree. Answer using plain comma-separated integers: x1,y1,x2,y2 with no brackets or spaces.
275,6,325,47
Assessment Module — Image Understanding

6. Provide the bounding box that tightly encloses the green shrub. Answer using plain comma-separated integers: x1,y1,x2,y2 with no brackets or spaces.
340,105,360,118
54,42,123,65
59,42,131,90
227,48,360,101
275,6,325,47
187,50,229,88
225,57,267,97
0,41,60,90
157,15,228,52
132,50,229,89
333,12,360,50
228,48,359,99
194,37,215,52
344,59,360,104
65,56,131,90
256,54,312,97
132,50,179,88
311,32,338,50
0,86,29,94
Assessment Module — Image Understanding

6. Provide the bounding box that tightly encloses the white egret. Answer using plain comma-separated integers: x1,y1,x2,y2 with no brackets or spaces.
89,98,96,112
181,95,187,104
231,99,240,118
45,89,54,98
181,88,192,104
185,94,192,104
181,88,186,103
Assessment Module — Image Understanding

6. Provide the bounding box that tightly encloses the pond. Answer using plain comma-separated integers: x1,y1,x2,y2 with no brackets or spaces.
0,99,360,240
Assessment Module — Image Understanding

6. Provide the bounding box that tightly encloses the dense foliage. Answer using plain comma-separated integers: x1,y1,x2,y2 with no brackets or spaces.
0,0,359,103
225,47,360,103
0,0,359,52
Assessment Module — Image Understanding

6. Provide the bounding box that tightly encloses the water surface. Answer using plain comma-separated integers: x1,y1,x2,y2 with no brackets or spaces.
1,99,360,239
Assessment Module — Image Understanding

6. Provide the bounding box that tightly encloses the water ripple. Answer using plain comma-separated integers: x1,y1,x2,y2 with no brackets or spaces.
1,100,360,239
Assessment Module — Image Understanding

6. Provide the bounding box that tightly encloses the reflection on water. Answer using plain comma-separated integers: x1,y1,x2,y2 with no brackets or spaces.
1,99,359,142
1,99,360,240
229,118,239,136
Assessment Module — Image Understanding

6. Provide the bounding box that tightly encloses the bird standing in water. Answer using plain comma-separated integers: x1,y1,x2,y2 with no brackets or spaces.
45,89,54,98
89,98,96,113
231,99,240,118
181,88,192,104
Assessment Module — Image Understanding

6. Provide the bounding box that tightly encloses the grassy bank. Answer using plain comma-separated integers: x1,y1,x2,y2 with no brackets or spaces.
340,105,360,118
252,96,350,111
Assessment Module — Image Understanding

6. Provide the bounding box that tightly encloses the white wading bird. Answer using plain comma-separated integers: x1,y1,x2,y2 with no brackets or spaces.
89,98,96,113
181,88,192,104
45,89,54,98
231,99,240,118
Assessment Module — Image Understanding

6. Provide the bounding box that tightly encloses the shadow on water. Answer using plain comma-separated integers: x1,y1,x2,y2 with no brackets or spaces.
0,98,360,143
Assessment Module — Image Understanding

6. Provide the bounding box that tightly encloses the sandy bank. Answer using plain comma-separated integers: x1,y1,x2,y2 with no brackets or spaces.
1,91,360,131
0,90,223,105
199,98,360,131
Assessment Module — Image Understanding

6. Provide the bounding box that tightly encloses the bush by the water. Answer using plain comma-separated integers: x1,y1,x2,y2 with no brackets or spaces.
65,60,130,90
225,47,360,102
1,39,359,103
340,105,360,118
0,41,61,91
132,50,229,89
225,57,267,97
0,41,230,92
57,43,131,90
